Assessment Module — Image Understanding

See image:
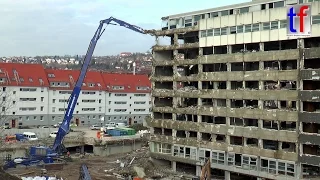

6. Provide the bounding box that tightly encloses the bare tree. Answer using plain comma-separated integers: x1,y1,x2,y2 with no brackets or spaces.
0,87,15,136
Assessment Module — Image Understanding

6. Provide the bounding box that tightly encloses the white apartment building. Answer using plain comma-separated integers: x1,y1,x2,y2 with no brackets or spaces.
102,73,151,124
0,63,50,127
0,63,151,127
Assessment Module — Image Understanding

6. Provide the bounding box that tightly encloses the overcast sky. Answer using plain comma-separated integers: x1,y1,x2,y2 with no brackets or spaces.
0,0,247,56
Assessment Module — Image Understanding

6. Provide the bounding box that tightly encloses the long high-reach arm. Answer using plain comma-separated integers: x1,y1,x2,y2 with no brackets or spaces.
52,17,146,152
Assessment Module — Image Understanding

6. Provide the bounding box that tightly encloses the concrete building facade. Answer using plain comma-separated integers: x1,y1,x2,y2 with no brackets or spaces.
147,0,320,179
0,63,151,127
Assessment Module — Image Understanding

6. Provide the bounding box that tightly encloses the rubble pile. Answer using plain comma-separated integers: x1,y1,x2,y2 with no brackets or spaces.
103,147,172,179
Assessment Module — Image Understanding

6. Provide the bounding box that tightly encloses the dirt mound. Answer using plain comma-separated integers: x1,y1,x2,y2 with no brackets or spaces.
0,168,21,180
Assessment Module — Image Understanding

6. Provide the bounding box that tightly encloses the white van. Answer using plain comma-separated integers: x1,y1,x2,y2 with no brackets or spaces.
23,132,38,141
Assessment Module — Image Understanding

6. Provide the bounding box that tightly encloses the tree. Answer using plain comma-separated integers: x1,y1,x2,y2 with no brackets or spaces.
0,87,15,135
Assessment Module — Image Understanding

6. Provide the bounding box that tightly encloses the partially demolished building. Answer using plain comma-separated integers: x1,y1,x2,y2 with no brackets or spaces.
146,0,320,179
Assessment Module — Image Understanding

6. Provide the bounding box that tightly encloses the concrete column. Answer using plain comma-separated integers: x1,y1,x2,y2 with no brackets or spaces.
279,141,282,150
227,62,231,71
296,162,303,180
171,161,176,172
81,145,84,154
196,165,202,176
298,38,305,48
259,42,264,51
258,119,263,128
173,81,177,91
259,81,264,90
243,137,247,146
172,113,177,121
258,139,263,149
259,61,264,70
227,81,231,90
225,171,231,180
227,45,232,54
226,135,230,144
258,100,264,109
172,129,177,137
198,98,202,106
198,115,202,123
226,99,231,108
213,82,218,89
198,64,203,73
197,132,202,141
199,47,203,56
198,80,202,90
173,33,178,45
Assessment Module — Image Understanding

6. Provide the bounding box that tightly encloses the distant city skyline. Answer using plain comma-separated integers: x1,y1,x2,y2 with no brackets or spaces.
0,0,248,56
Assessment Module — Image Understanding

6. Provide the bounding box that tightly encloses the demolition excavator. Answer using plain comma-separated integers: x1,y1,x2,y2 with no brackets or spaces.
4,17,148,180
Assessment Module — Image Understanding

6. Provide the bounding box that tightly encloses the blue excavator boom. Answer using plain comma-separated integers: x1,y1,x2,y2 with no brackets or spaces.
52,16,146,152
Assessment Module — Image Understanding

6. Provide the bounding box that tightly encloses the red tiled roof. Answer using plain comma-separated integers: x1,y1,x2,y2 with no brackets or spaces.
44,69,105,90
0,63,49,87
0,63,151,92
101,73,151,93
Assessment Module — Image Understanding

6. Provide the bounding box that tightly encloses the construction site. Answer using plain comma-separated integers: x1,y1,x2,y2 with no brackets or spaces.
1,0,320,180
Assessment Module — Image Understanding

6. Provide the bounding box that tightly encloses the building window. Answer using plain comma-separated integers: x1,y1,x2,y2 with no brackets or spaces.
221,27,227,35
252,23,260,32
207,29,213,36
40,106,44,111
274,1,284,8
134,94,146,97
270,21,278,30
112,86,124,90
115,94,127,96
193,15,201,22
52,116,55,121
237,25,243,33
134,101,146,104
40,116,43,121
228,153,235,166
214,28,221,36
221,10,228,16
184,18,192,27
200,30,207,37
211,12,219,18
244,24,251,32
263,22,270,30
230,26,236,34
242,155,257,170
212,151,225,165
280,20,287,28
313,15,320,24
239,7,249,13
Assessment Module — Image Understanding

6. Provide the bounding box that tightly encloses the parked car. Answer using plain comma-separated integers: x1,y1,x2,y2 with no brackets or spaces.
40,126,49,128
49,131,58,138
53,122,62,128
90,125,100,130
